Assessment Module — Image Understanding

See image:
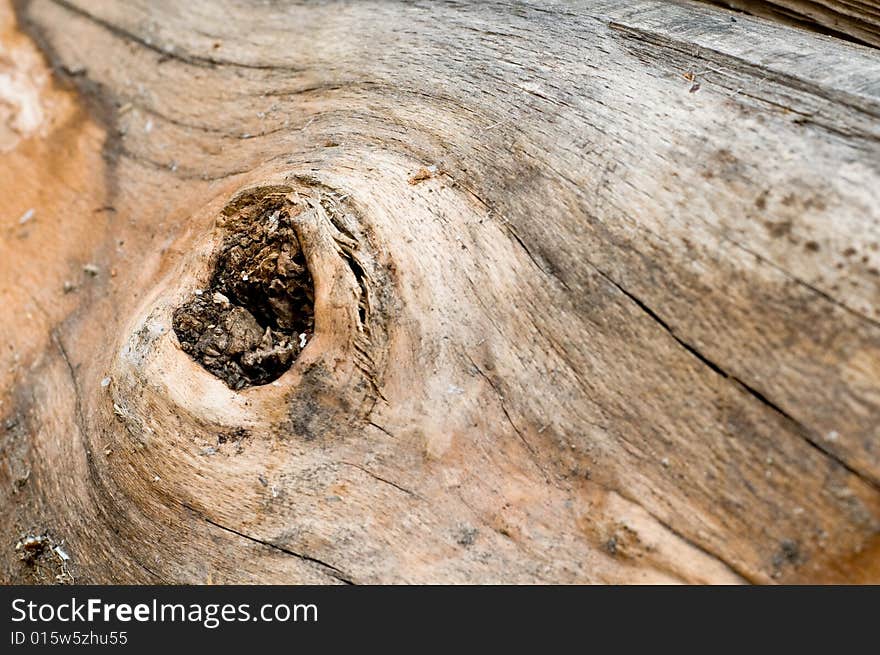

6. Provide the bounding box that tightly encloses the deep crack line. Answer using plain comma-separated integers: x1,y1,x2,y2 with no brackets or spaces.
182,504,355,585
596,267,880,490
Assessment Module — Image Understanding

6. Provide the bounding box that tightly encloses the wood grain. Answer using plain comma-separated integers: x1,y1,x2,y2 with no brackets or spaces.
710,0,880,47
1,0,879,584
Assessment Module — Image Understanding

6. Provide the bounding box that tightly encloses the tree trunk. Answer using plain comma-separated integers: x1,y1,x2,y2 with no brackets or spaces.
2,0,879,584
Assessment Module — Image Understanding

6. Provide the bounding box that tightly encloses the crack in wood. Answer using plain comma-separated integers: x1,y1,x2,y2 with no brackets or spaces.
340,461,420,499
596,267,880,490
182,504,356,585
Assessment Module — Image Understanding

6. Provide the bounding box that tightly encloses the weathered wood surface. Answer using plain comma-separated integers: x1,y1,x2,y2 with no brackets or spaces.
1,0,879,584
711,0,880,47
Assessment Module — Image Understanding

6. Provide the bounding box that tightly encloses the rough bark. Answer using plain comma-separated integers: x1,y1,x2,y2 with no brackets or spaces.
1,0,879,584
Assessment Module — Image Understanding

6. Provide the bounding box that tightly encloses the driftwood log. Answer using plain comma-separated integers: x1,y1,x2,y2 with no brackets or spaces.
1,0,879,584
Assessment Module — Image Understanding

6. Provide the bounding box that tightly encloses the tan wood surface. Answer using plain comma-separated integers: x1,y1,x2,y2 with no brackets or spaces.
1,0,879,584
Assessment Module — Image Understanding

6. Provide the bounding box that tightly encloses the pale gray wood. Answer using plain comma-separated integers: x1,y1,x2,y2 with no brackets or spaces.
711,0,880,47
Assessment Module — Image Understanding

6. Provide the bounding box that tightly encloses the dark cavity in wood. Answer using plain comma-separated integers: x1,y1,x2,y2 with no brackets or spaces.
172,199,315,389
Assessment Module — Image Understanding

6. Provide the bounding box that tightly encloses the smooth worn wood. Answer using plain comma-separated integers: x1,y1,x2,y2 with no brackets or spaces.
711,0,880,47
1,0,879,584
